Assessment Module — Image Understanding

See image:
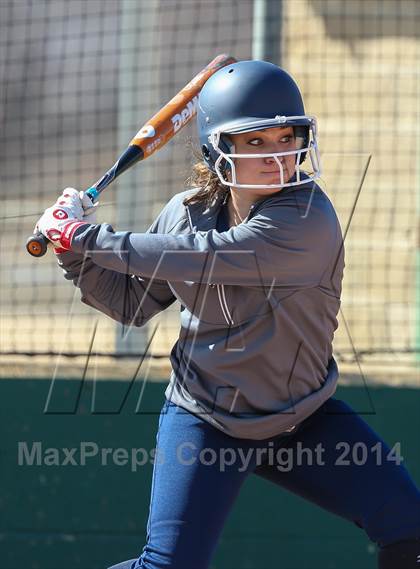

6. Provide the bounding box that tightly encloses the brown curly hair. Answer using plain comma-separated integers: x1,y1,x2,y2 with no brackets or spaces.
183,160,229,209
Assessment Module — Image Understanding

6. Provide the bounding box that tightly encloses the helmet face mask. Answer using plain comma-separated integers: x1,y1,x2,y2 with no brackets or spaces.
208,116,321,190
197,60,322,190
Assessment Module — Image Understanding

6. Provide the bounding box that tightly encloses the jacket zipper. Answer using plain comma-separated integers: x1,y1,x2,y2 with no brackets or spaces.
216,284,234,326
214,203,259,326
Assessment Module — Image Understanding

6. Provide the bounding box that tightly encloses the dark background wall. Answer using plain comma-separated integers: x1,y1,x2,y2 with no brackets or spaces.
1,379,419,569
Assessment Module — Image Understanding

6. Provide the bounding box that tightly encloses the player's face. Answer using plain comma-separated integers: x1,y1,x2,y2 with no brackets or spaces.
228,126,297,193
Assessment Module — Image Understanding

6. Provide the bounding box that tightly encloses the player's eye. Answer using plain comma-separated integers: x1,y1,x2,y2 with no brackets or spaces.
246,133,294,146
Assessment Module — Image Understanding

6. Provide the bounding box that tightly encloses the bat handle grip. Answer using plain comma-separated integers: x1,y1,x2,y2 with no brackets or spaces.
26,231,49,257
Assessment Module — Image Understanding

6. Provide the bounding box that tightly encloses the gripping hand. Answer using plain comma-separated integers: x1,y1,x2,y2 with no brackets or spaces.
34,187,96,252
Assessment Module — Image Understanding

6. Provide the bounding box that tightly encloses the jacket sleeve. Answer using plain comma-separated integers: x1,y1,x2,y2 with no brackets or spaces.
55,199,179,327
70,198,341,289
57,252,176,326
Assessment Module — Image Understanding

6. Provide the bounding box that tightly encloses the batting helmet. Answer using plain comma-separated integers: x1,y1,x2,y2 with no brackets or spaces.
197,60,321,189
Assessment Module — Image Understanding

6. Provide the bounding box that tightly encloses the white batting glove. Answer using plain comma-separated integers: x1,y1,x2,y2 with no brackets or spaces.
35,188,94,252
55,187,99,223
79,190,99,223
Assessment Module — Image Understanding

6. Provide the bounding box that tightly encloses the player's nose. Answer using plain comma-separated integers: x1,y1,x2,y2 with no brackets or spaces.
263,155,282,166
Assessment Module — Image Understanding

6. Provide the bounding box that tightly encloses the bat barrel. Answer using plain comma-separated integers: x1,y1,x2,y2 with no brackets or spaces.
129,54,236,158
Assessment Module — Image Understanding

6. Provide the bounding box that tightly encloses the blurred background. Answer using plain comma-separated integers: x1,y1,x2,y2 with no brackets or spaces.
0,1,419,568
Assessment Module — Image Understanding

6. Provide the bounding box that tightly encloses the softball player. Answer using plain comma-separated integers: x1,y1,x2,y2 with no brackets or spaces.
36,61,420,568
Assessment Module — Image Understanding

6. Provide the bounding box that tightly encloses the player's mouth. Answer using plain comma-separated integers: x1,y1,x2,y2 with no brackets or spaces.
260,163,286,175
260,170,287,176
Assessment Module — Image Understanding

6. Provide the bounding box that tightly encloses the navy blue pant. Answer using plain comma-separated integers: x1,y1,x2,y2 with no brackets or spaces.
111,398,420,569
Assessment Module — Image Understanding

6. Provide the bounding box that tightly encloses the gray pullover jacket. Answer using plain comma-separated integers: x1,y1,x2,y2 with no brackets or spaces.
58,178,344,440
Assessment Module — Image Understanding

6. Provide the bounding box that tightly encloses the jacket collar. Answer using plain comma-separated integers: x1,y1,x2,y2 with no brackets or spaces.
185,190,227,232
185,174,317,232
